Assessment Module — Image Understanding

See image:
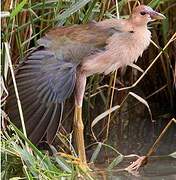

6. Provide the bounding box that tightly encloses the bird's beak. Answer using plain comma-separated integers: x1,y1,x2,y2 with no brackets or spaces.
150,11,166,20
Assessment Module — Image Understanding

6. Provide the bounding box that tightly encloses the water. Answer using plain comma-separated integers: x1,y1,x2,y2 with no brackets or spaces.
94,156,176,180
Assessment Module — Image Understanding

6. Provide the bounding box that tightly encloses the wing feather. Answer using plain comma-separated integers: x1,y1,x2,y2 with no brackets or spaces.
6,47,78,144
6,21,115,145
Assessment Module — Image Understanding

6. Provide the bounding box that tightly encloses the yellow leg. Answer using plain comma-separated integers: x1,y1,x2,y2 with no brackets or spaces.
74,106,87,164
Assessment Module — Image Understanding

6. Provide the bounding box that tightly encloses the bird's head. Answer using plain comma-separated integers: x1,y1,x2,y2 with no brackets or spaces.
131,5,166,26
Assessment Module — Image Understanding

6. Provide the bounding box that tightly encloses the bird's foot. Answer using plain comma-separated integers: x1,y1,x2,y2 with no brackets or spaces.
125,156,148,174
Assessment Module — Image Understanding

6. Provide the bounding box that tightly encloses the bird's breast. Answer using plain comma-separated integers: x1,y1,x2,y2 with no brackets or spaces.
106,29,151,64
81,29,151,76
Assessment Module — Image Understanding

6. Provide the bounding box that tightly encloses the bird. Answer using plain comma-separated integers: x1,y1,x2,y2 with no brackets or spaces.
6,5,165,165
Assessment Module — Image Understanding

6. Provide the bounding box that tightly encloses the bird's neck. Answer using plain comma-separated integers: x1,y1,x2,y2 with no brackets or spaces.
126,17,148,31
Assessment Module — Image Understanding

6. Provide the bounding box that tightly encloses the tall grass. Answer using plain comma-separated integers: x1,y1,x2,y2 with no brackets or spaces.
1,0,176,179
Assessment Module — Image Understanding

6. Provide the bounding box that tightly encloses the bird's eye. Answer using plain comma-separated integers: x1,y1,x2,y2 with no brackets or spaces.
140,11,146,15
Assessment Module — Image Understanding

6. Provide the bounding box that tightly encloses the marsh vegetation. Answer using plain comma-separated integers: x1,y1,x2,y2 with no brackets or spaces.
1,0,176,179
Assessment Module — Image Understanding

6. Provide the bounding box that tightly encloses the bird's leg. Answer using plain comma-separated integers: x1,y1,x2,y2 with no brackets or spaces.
74,71,87,164
74,106,87,163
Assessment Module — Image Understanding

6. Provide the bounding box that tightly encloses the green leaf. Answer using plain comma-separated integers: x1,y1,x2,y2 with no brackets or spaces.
129,92,153,121
56,0,91,20
10,0,27,19
54,156,72,173
148,0,173,8
162,18,169,43
90,142,102,163
11,142,35,166
148,0,162,8
118,0,128,12
91,105,120,128
50,145,72,173
82,0,98,23
9,121,44,160
107,155,124,170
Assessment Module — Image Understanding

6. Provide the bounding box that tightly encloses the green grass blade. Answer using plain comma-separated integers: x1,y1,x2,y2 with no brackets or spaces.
10,0,27,19
56,0,91,21
54,156,72,173
90,142,102,163
107,155,124,170
82,0,98,23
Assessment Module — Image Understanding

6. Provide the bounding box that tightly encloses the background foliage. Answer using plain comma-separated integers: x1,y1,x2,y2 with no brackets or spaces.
1,0,176,179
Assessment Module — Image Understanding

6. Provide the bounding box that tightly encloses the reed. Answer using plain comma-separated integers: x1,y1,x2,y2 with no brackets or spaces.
1,0,176,179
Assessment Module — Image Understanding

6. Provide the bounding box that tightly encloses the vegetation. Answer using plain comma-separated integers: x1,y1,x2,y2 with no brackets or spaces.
1,0,176,179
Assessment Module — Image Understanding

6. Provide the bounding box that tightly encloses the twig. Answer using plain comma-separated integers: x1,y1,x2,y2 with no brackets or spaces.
105,0,119,141
4,42,29,150
146,118,176,157
105,70,117,141
125,118,176,173
115,0,119,19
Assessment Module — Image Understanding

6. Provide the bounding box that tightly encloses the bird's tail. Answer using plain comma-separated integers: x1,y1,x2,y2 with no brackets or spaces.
6,47,78,145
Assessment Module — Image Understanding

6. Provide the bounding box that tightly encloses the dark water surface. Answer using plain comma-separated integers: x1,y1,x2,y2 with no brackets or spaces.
92,155,176,180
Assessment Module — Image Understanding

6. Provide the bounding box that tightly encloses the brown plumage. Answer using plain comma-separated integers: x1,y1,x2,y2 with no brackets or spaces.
6,5,165,164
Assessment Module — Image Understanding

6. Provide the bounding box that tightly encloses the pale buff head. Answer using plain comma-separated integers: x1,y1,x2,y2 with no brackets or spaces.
130,5,165,26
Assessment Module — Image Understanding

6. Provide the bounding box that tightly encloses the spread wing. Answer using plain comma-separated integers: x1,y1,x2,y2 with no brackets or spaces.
6,21,117,145
6,47,78,144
